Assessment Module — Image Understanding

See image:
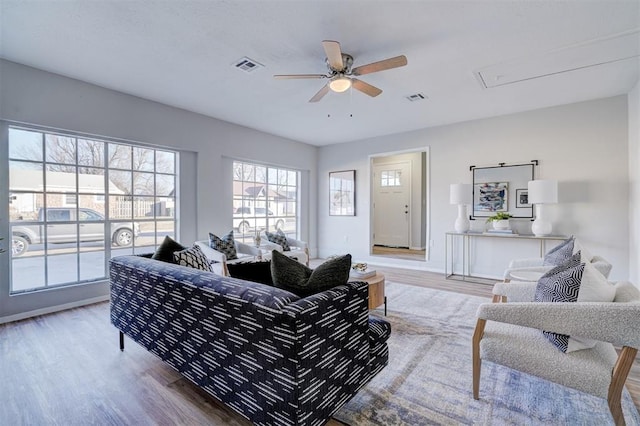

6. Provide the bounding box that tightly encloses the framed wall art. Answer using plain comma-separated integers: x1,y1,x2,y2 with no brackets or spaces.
329,170,355,216
471,161,536,218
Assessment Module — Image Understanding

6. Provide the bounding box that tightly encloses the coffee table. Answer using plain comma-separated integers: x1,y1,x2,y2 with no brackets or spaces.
350,272,387,315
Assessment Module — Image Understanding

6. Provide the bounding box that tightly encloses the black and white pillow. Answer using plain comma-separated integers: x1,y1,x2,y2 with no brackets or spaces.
209,230,238,260
534,252,615,353
173,245,213,272
542,236,575,266
265,229,290,251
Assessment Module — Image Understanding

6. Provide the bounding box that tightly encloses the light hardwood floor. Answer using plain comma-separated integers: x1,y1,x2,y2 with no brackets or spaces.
1,263,638,425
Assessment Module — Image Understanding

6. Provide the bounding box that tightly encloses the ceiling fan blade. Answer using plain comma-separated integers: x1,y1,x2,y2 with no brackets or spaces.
351,78,382,97
351,55,408,76
274,74,326,79
322,40,344,71
309,84,330,103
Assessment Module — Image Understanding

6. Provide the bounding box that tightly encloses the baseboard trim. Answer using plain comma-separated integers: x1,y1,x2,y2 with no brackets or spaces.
0,295,110,324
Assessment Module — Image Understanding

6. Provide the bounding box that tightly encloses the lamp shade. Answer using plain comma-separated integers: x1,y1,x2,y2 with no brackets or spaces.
450,183,472,205
329,77,352,93
528,180,558,204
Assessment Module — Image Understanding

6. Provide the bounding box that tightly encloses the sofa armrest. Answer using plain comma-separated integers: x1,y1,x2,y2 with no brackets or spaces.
492,282,537,302
194,240,226,263
503,265,552,280
260,241,283,252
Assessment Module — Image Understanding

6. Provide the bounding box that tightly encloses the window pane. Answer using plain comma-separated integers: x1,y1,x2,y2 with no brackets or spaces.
133,172,155,195
255,166,267,183
109,170,131,194
154,197,175,219
77,138,105,167
156,174,175,196
47,254,78,285
108,143,132,170
10,161,43,191
135,221,155,248
133,147,154,172
80,251,106,280
9,128,42,161
12,257,45,291
9,191,43,221
78,195,106,217
109,195,132,219
46,165,77,193
156,150,175,174
156,221,175,245
133,196,154,220
78,167,106,194
46,134,76,164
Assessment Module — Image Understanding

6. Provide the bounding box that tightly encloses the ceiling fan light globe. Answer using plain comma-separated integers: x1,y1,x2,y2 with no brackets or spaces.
329,77,352,93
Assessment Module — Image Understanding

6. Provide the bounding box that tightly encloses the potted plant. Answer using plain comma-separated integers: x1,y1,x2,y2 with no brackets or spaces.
486,212,512,230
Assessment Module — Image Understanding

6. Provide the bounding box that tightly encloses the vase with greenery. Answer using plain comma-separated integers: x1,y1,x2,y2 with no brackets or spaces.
486,212,512,230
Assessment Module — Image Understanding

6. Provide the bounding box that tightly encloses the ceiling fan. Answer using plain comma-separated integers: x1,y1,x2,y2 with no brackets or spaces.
274,40,408,103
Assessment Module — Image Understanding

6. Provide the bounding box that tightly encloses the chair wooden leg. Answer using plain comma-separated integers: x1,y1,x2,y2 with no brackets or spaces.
304,248,310,266
503,278,510,283
491,295,507,303
472,319,486,400
608,346,637,426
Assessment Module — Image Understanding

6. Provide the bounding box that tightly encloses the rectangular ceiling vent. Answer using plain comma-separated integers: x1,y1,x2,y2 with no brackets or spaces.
406,93,427,102
233,57,264,73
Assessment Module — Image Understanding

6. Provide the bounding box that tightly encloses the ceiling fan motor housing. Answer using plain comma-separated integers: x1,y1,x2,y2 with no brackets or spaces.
326,54,353,74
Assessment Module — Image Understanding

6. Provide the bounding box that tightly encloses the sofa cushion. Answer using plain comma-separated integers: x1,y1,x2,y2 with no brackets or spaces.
266,229,290,251
369,317,391,346
173,245,213,272
151,235,185,263
209,230,238,260
270,250,351,297
535,254,615,352
227,261,274,286
542,236,575,266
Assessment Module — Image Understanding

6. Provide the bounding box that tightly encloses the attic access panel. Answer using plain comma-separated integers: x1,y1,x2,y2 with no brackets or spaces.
471,162,536,219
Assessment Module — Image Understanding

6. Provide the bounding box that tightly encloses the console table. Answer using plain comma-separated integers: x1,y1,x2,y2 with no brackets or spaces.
444,231,567,284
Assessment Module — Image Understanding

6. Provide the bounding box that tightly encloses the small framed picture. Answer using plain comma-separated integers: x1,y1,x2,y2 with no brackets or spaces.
516,189,530,208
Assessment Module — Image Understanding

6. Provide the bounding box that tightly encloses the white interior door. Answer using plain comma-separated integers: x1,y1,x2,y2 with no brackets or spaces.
373,161,411,247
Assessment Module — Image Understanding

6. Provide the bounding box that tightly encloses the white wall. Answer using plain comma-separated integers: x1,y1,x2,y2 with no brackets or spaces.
629,79,640,284
0,59,318,320
318,96,630,281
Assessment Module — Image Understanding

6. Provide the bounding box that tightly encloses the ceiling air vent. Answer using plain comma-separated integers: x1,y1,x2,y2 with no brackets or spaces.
233,57,264,73
406,93,427,102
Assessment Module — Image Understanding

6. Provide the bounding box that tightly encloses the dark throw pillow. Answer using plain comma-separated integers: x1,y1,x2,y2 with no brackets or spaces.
265,229,291,251
270,250,351,297
542,236,575,266
173,245,213,272
227,261,274,286
209,230,238,260
152,235,186,263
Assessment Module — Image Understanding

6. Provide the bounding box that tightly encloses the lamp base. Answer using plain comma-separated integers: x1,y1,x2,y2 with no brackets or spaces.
531,218,552,236
454,205,470,233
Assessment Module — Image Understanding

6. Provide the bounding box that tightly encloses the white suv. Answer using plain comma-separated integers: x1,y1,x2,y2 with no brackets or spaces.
233,207,285,235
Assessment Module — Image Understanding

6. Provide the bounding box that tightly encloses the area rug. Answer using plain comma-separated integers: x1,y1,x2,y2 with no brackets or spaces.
333,282,640,426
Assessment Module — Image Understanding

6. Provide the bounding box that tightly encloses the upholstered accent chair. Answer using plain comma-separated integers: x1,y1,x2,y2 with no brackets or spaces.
503,255,612,282
260,231,309,266
194,240,261,276
474,281,640,425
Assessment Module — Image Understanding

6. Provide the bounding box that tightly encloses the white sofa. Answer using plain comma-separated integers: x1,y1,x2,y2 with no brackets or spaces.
194,240,262,276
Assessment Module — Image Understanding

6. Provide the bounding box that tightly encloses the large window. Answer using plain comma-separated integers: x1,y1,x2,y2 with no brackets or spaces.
8,126,178,293
232,161,298,243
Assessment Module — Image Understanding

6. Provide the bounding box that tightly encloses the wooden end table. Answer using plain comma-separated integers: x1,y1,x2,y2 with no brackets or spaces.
351,272,387,315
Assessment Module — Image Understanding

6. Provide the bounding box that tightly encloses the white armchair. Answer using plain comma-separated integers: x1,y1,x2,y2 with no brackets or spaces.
260,231,309,266
474,281,640,425
504,255,612,282
194,240,262,276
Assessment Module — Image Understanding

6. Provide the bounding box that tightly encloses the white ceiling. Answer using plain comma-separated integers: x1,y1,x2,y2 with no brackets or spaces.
1,1,639,146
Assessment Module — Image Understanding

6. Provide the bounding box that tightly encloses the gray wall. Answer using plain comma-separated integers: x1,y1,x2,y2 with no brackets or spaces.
629,78,640,284
0,59,318,321
318,96,630,282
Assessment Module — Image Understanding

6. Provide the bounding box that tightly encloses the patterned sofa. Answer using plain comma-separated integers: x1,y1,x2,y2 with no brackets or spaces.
109,255,390,426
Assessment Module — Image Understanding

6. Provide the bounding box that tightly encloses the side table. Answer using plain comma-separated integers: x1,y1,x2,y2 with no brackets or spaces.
350,272,387,315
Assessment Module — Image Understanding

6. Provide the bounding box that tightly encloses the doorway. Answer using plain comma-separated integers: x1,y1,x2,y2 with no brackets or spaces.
370,149,428,261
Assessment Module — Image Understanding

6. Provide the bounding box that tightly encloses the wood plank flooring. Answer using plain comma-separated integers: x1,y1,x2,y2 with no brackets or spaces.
1,262,638,425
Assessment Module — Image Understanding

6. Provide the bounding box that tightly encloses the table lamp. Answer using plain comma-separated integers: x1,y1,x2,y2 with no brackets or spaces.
450,183,472,233
528,179,558,236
